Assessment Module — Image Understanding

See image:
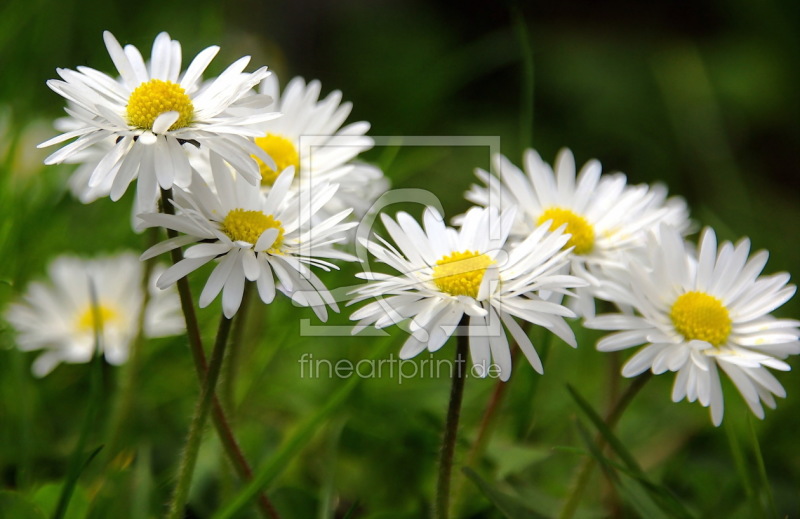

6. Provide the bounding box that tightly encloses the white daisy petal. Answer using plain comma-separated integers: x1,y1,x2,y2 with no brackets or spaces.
222,259,246,318
256,257,276,304
199,252,239,308
158,257,214,288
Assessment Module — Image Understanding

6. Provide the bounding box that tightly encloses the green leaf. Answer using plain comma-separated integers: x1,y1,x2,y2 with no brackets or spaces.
462,467,549,519
616,476,673,519
0,491,47,519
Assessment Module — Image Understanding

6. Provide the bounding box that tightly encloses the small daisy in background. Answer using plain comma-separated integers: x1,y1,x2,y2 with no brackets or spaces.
585,225,800,425
254,74,388,219
349,205,587,381
39,31,278,213
465,148,691,317
4,253,183,377
140,152,357,319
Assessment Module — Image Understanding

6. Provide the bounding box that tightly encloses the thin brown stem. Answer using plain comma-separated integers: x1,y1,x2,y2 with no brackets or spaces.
435,321,469,519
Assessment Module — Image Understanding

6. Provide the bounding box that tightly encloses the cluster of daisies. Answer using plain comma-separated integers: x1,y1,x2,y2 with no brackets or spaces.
5,31,799,426
351,148,799,424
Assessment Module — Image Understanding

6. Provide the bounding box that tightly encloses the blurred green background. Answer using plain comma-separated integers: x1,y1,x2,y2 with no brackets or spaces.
1,0,799,517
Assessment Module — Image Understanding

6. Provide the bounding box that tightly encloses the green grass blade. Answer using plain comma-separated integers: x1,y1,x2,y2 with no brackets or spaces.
317,418,346,519
340,500,361,519
462,467,549,519
748,416,778,518
573,419,669,519
566,384,643,475
572,418,617,483
568,385,696,519
724,418,759,516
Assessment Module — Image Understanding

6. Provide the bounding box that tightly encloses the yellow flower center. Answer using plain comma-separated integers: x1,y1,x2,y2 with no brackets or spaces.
222,208,284,252
537,207,596,255
431,250,495,298
126,79,194,131
77,304,119,332
253,134,300,186
670,291,732,347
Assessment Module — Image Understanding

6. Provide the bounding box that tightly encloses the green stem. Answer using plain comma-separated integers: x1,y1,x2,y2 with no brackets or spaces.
160,189,280,519
558,373,652,519
435,324,469,519
166,313,233,519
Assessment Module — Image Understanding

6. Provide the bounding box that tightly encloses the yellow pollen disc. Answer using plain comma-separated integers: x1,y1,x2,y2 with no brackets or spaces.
77,305,119,332
670,291,732,347
126,79,194,131
222,209,285,252
253,134,300,186
537,207,595,255
431,250,495,298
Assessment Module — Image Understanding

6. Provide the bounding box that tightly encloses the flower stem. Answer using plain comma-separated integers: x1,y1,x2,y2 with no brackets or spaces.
166,313,233,519
160,189,281,519
435,323,469,519
558,372,652,519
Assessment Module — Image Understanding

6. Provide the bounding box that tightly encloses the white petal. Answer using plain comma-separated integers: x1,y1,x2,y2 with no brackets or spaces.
399,334,428,360
184,243,231,259
158,257,214,288
153,111,180,135
199,253,238,307
242,250,260,281
469,315,491,377
222,261,246,318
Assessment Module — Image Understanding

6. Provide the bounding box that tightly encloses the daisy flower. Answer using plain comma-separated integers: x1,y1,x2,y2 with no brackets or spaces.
39,31,278,211
349,206,587,381
465,148,690,317
253,74,386,217
140,152,357,319
4,253,183,377
584,225,800,425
